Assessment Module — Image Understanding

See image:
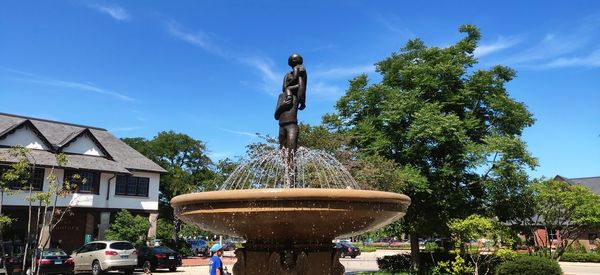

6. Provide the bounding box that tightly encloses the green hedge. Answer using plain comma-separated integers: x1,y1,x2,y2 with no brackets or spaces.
497,255,562,275
377,254,412,273
560,252,600,262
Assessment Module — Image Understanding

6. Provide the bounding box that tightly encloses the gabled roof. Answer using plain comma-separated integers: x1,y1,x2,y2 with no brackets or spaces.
0,113,166,174
0,119,55,151
58,128,114,160
554,175,600,195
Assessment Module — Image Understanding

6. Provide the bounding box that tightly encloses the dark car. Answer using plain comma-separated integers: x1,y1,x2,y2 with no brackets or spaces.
188,239,209,257
222,240,237,251
335,242,361,258
137,246,181,272
32,248,74,275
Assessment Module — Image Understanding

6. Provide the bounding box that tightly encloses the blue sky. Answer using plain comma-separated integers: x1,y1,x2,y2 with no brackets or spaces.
1,1,599,179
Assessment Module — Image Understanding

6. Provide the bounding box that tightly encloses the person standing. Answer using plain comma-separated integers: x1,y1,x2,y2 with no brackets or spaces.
208,244,224,275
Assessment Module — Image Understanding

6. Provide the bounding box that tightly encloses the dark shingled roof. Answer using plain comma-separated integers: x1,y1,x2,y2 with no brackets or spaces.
554,175,600,195
0,113,166,174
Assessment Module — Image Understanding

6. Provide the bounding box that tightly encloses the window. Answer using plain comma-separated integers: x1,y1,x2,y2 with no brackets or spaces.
0,166,44,191
548,230,557,241
110,242,134,250
64,169,100,194
115,175,149,197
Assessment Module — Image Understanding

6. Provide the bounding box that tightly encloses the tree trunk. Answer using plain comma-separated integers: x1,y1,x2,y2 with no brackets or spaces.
410,232,421,271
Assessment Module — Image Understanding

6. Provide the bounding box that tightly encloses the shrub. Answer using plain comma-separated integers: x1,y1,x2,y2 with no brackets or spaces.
564,241,587,254
377,254,412,273
105,209,150,247
560,252,600,262
496,255,561,275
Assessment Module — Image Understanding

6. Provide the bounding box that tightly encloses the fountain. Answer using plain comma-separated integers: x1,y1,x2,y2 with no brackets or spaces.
171,54,411,275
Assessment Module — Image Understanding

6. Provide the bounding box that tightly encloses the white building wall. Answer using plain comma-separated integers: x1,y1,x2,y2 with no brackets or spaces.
0,126,49,150
3,168,160,212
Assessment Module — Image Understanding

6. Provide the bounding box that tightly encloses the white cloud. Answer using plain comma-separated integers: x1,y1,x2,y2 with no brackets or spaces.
373,13,413,37
239,56,281,96
474,36,521,58
166,22,228,57
502,14,600,68
219,128,259,138
311,81,343,99
0,67,135,101
88,3,130,21
312,64,375,79
542,49,600,68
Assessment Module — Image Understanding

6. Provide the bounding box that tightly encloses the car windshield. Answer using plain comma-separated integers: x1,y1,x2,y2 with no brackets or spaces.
42,249,67,257
110,242,134,250
152,246,175,253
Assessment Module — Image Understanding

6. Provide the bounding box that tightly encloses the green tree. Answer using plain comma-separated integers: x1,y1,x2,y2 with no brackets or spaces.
522,179,600,260
105,209,151,247
122,131,214,241
326,25,536,268
448,214,515,275
1,147,78,275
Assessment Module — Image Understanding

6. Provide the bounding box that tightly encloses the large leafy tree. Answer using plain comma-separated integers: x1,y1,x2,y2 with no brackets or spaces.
122,131,214,241
325,25,536,266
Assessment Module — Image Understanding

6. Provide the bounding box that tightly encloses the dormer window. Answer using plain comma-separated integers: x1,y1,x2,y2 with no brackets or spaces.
58,129,112,159
0,120,53,150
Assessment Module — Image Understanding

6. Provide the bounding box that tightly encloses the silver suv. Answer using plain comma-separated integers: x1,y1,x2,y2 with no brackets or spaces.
71,241,137,275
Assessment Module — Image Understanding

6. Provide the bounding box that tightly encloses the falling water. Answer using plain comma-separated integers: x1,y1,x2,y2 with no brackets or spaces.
220,147,360,190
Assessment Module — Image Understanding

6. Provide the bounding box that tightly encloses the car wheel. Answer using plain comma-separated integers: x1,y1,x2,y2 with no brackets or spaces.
169,267,177,272
123,269,134,274
143,260,154,272
91,260,103,275
351,255,357,258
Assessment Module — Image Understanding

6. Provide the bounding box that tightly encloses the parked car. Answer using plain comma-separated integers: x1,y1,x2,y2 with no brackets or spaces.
222,240,237,251
188,239,209,257
335,242,361,258
137,246,181,272
71,241,137,275
32,248,74,275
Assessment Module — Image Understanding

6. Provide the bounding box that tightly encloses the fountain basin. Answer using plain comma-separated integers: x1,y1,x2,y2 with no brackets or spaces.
171,188,411,242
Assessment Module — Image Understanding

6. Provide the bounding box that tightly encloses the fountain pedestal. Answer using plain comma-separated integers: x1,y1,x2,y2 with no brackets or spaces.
172,188,410,275
233,242,344,275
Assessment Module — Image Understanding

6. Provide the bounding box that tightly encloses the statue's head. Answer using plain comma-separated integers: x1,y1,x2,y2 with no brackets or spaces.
288,53,303,67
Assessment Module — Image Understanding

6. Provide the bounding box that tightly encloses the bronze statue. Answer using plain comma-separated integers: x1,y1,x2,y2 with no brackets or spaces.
274,53,307,186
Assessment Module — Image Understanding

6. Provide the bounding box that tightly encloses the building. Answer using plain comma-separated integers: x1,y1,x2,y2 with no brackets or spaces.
0,112,166,252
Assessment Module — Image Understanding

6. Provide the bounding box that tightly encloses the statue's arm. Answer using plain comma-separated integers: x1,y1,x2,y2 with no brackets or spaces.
274,94,284,119
298,66,307,107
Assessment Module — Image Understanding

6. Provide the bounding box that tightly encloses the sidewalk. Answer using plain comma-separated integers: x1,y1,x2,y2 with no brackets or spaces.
560,262,600,275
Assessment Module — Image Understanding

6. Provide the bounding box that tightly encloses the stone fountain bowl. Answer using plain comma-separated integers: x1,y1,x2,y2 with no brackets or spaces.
171,188,411,242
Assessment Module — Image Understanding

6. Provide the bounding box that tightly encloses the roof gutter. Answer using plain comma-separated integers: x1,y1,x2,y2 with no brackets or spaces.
107,173,117,201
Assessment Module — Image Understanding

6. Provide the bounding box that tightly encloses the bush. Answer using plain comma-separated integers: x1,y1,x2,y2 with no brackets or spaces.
564,241,587,254
496,255,561,275
377,254,412,273
560,252,600,262
105,209,150,247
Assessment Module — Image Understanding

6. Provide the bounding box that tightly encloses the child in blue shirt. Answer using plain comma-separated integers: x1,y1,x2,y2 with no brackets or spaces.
208,244,224,275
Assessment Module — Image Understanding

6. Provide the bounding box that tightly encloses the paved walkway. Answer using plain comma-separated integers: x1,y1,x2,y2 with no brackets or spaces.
118,251,600,274
560,262,600,275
